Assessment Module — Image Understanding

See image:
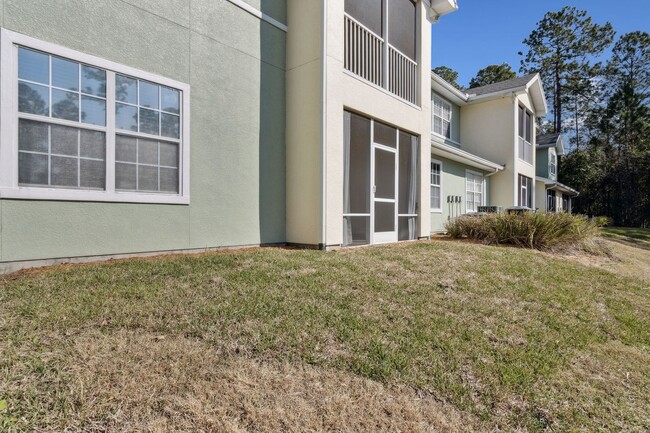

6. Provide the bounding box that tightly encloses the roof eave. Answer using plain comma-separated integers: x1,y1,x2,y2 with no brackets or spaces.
431,139,505,172
431,72,469,104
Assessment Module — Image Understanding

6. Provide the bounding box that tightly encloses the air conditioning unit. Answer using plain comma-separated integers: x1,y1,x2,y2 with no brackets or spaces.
477,206,503,213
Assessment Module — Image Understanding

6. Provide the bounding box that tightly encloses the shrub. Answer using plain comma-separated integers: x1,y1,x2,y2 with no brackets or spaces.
444,212,600,250
591,216,614,227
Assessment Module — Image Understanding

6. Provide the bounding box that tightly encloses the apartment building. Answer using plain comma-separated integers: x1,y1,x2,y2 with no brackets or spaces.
0,0,459,271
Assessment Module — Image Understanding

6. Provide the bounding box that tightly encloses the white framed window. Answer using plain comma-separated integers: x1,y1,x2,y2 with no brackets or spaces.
549,152,557,177
432,95,452,139
517,105,533,164
518,174,533,208
0,29,190,204
465,170,484,213
430,159,442,212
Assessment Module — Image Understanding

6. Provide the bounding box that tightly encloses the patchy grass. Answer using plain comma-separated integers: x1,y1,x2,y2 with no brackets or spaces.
0,241,649,432
602,227,650,250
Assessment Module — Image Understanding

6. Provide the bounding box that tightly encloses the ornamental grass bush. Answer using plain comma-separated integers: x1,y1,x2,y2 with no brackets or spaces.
445,212,600,250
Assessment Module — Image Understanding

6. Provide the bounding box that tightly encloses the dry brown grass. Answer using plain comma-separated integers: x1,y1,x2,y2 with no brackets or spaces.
1,239,648,432
4,330,473,433
561,239,650,282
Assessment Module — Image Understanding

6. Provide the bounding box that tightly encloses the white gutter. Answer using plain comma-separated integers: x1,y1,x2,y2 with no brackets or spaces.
535,176,579,196
319,0,328,250
431,139,504,173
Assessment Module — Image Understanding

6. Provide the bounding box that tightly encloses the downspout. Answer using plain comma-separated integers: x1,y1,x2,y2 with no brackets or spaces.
319,0,328,250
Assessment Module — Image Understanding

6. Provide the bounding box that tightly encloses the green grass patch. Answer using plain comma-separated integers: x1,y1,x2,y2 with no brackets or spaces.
602,226,650,250
0,242,648,431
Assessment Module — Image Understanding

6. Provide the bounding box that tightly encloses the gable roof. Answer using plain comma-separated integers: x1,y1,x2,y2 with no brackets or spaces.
536,132,561,146
536,132,565,155
430,71,549,117
466,74,538,96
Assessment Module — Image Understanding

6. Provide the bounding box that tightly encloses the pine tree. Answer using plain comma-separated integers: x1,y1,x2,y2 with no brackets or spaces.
519,7,614,135
469,63,516,88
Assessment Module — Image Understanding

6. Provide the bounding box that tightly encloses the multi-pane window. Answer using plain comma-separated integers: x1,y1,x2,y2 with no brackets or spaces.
115,136,179,193
115,75,180,139
518,174,533,208
518,105,533,163
466,171,484,213
433,96,452,139
18,48,107,126
18,119,106,189
430,161,442,211
547,189,556,212
2,30,189,203
549,152,557,176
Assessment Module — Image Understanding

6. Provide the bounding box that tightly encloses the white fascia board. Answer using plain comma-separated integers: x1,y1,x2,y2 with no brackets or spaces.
431,139,504,173
431,72,468,105
525,74,548,117
535,177,579,196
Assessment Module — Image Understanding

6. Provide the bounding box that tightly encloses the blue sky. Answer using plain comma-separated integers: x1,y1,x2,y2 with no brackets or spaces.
431,0,650,87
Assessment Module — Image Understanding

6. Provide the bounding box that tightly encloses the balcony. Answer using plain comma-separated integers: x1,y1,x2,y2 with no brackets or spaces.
344,13,419,106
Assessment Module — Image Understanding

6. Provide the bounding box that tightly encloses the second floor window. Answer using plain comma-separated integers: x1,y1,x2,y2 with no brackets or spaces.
550,153,557,176
518,105,533,163
433,96,451,139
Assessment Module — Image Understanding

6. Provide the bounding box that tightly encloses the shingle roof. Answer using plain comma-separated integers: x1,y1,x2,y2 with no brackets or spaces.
467,73,539,96
536,133,561,146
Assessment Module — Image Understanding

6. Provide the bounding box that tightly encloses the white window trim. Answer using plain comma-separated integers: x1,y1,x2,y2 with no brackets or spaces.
518,174,533,208
465,169,485,213
430,158,442,213
0,28,190,204
432,94,452,140
549,150,557,177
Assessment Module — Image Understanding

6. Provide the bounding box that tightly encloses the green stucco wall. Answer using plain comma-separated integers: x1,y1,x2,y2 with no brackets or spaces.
0,0,287,262
430,156,490,233
536,148,548,178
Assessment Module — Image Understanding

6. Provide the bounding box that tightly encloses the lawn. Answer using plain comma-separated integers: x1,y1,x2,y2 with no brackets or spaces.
0,240,649,432
602,226,650,250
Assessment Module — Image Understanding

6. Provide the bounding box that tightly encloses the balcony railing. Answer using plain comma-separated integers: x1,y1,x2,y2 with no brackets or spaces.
518,137,533,164
388,45,418,105
344,14,418,105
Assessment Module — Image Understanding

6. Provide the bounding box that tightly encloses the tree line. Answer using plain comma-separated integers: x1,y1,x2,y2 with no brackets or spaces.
433,7,649,227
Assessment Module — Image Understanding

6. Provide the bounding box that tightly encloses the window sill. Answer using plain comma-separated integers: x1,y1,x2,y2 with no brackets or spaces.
0,187,189,205
431,132,458,146
430,209,442,213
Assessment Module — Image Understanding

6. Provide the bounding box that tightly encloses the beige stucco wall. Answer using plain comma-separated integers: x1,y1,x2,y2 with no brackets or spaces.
513,92,537,186
457,91,540,209
535,180,547,211
285,0,322,246
459,97,515,208
286,0,433,247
